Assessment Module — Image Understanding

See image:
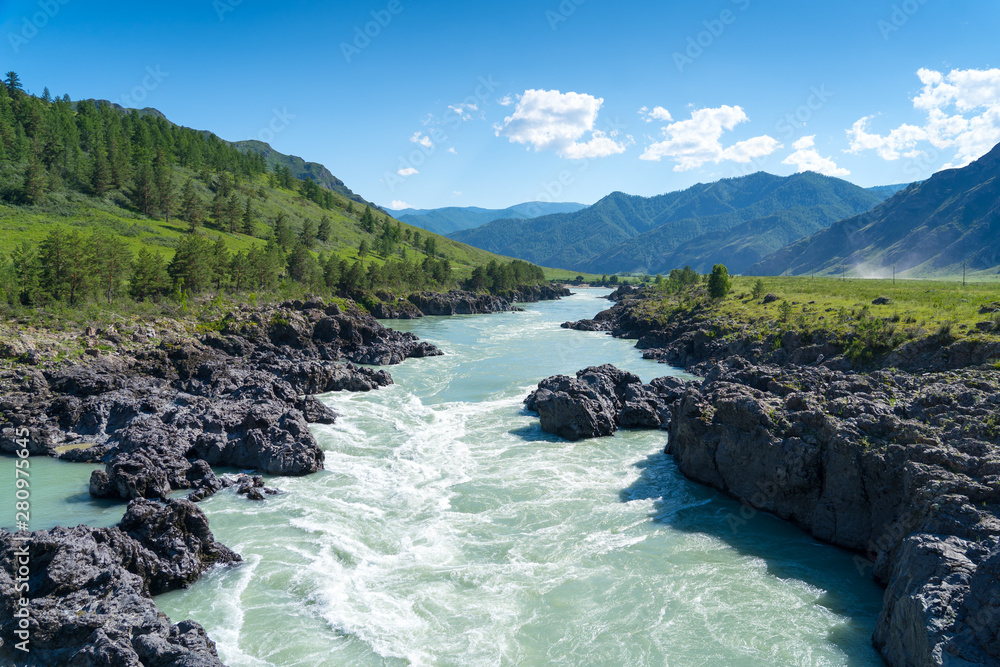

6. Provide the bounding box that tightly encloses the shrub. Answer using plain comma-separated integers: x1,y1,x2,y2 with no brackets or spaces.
778,300,793,322
707,264,731,299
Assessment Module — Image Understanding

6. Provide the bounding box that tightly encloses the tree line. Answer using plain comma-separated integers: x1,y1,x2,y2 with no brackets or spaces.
0,227,547,308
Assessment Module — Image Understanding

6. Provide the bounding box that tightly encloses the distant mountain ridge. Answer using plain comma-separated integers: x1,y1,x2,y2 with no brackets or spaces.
749,142,1000,278
391,201,587,235
452,172,901,274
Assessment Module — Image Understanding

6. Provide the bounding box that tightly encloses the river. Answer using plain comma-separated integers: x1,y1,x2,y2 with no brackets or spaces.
4,290,885,666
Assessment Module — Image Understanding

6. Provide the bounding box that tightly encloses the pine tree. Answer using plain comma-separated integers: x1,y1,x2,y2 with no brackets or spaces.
129,248,168,300
358,239,369,261
211,237,229,289
181,179,204,232
38,228,68,301
317,215,331,242
225,195,240,233
211,191,224,223
4,72,22,95
242,198,255,235
64,230,90,306
273,212,292,248
91,231,133,304
91,147,111,197
22,149,46,204
159,172,175,221
360,205,375,233
300,218,316,248
9,241,39,305
130,161,155,215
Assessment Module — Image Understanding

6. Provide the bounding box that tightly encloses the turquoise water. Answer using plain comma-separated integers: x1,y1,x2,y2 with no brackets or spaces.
3,290,886,665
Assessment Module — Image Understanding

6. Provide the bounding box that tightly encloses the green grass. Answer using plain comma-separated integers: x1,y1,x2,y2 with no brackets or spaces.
0,168,574,282
629,275,1000,365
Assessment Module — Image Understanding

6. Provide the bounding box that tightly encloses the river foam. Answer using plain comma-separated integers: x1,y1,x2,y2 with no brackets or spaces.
152,291,885,666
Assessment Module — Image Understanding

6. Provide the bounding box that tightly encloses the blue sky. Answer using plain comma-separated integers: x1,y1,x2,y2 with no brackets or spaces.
2,0,997,210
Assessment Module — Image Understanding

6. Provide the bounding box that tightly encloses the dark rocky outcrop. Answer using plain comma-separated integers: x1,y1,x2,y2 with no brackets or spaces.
364,285,570,320
0,298,432,503
667,358,1000,666
524,365,686,440
525,354,1000,665
0,499,239,666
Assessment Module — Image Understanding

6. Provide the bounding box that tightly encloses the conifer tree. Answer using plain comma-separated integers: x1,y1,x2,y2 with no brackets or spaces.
38,228,68,301
225,194,240,233
22,148,46,204
9,241,39,304
242,198,255,235
300,218,316,248
90,231,132,303
317,215,331,242
181,179,203,232
131,161,155,215
129,248,168,300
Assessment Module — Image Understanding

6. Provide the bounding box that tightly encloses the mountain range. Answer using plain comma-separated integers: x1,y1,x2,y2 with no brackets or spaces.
390,201,587,236
750,143,1000,278
450,172,904,275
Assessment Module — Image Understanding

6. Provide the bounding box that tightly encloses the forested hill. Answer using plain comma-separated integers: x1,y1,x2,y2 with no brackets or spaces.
451,171,896,274
70,99,372,206
0,72,558,310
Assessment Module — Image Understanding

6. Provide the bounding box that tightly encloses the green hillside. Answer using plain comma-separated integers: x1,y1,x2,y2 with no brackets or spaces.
0,72,583,313
750,142,1000,279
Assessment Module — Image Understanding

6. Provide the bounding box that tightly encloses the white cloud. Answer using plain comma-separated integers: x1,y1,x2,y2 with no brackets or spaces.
847,68,1000,168
498,95,514,107
410,132,433,149
782,135,850,177
447,147,457,154
640,105,781,171
390,200,410,209
639,105,672,123
452,190,462,198
397,167,419,176
448,103,478,121
495,89,627,159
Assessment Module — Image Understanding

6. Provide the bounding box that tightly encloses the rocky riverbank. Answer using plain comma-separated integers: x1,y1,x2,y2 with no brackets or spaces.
564,286,1000,374
366,284,572,319
534,290,1000,666
0,296,440,664
1,499,238,665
